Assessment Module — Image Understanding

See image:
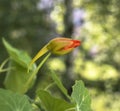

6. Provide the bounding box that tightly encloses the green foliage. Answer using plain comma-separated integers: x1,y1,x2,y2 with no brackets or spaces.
0,88,33,111
37,90,75,111
71,81,92,111
3,38,36,93
50,69,71,99
2,38,36,69
0,39,92,111
0,0,120,110
36,80,92,111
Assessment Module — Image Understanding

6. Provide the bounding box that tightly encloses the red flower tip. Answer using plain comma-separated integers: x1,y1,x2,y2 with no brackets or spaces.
62,39,81,50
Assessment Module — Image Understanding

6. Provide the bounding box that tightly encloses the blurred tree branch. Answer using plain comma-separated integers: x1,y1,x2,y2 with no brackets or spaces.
62,0,76,93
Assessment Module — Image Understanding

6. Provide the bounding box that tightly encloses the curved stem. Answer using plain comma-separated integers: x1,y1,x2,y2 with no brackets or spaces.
28,45,48,72
44,82,55,91
25,53,51,91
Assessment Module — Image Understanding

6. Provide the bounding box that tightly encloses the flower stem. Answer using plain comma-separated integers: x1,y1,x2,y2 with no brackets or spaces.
25,52,51,91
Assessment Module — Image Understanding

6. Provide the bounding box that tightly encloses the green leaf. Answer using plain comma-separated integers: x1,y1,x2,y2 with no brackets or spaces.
4,60,36,94
71,80,92,111
50,70,71,99
37,90,75,111
3,38,36,93
0,88,33,111
2,38,35,69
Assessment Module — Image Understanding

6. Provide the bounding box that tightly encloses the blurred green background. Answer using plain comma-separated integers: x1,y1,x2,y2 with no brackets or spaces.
0,0,120,111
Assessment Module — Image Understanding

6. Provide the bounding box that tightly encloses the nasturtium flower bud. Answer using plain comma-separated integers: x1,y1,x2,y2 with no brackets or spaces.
47,38,81,55
29,37,81,68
